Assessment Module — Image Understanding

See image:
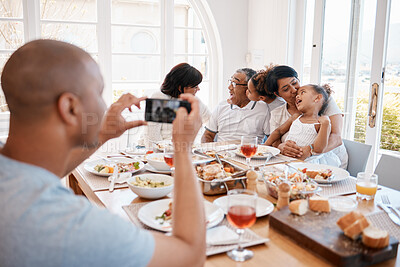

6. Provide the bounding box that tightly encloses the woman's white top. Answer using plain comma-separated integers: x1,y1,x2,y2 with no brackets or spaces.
286,116,318,147
141,91,211,147
270,97,348,168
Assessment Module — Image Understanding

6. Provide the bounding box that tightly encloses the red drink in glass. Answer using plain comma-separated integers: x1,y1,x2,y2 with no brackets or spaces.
164,154,174,167
227,205,256,229
241,145,257,158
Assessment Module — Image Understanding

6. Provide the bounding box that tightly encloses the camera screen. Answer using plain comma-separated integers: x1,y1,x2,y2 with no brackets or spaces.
145,98,190,123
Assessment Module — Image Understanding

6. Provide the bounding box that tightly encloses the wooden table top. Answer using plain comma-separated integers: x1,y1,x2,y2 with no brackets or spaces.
68,152,400,267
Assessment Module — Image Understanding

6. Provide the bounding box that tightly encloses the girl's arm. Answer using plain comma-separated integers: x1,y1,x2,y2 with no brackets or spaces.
312,116,331,153
265,114,300,146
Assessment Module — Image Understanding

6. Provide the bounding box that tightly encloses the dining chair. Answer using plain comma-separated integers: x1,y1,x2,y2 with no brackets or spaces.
343,139,372,177
374,154,400,191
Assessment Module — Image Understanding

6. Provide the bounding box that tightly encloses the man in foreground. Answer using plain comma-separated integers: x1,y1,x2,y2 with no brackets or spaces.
0,40,205,267
201,68,270,143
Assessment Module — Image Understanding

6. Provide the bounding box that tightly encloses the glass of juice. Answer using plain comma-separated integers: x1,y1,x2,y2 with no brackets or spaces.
356,172,378,200
163,146,174,175
226,189,257,262
240,136,258,169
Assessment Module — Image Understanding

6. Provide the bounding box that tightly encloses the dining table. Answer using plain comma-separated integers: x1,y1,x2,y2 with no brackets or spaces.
66,142,400,267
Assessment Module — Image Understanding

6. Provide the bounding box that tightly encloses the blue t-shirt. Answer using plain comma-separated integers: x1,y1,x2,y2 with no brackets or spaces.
0,154,154,267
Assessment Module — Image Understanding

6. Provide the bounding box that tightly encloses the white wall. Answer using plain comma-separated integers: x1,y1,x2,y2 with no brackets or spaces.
247,0,291,69
205,0,249,101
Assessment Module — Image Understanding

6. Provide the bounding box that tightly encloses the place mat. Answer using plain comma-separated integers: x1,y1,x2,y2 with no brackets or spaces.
229,154,296,168
122,202,269,256
319,177,357,197
367,210,400,242
76,164,131,192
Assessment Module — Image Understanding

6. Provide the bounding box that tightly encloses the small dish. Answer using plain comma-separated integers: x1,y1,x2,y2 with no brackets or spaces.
128,174,174,199
328,196,357,212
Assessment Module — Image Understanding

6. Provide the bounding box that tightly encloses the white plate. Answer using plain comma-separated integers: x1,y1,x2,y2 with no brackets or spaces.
138,199,224,232
213,196,274,217
288,162,350,184
235,145,280,159
84,158,145,177
145,163,172,174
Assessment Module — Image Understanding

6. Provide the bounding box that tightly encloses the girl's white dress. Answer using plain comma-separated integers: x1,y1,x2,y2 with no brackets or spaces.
286,116,341,167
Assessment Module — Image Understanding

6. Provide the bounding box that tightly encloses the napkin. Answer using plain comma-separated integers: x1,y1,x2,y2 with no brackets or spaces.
108,172,132,184
206,226,240,246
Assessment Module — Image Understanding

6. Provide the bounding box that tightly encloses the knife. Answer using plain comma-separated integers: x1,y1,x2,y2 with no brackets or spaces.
109,164,118,193
378,203,400,226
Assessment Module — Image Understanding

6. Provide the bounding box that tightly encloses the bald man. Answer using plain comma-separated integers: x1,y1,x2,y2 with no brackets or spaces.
0,40,206,267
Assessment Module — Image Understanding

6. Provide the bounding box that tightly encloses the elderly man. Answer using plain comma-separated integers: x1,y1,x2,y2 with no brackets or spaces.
0,40,205,267
201,68,270,143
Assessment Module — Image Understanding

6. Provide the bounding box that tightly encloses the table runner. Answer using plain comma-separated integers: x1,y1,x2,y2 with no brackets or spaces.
367,210,400,242
76,164,134,192
122,202,269,256
319,177,357,197
228,154,296,168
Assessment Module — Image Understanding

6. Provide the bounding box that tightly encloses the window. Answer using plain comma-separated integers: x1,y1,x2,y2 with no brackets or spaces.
0,0,218,111
0,0,24,112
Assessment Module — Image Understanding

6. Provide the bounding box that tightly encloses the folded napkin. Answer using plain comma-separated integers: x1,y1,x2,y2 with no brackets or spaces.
206,226,240,246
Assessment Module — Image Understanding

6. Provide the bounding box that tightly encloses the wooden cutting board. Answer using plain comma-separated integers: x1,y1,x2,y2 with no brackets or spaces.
269,207,398,266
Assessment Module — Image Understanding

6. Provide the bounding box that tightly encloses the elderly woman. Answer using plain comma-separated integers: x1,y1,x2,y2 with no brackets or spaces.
246,65,347,168
142,63,211,147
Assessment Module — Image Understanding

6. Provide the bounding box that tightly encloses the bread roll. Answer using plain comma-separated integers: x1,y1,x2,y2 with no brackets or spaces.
337,211,364,231
289,199,308,216
308,196,330,213
343,217,370,240
362,226,389,248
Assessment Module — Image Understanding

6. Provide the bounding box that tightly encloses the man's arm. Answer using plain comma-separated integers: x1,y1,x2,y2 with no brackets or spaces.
201,129,216,143
148,94,206,267
64,94,147,175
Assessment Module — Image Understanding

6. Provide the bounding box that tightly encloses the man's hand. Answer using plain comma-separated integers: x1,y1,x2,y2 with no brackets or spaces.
172,94,202,152
99,93,147,144
278,140,303,158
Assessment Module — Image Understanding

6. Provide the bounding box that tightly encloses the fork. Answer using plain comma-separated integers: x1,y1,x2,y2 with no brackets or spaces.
381,195,400,218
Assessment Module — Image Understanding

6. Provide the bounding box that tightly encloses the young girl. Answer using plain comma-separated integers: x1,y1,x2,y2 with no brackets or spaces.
266,84,341,166
246,65,286,111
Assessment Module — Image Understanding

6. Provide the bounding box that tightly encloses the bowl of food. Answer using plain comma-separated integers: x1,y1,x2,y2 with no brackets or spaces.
146,153,171,171
263,170,321,200
128,174,174,199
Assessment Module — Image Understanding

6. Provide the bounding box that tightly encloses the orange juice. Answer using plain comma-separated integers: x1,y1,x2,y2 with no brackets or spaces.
356,181,378,196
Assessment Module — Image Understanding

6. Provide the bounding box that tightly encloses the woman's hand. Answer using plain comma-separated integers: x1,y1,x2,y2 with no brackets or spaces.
278,140,303,158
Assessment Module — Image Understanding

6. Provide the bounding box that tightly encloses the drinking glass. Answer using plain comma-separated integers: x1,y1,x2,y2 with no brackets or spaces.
241,136,258,169
226,189,257,262
163,146,174,175
356,172,378,200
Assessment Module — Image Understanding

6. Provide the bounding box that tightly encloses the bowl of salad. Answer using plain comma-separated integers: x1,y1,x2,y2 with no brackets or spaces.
263,170,321,200
128,174,173,199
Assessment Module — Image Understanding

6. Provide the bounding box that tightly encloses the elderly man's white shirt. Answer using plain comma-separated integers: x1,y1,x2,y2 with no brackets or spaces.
205,101,270,143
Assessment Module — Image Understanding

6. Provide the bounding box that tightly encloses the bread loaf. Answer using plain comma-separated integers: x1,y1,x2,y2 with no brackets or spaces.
336,211,364,231
362,226,389,248
343,217,370,240
308,196,330,213
289,199,308,216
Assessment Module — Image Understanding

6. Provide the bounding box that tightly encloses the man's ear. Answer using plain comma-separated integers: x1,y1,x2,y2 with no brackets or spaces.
57,92,81,126
259,95,266,102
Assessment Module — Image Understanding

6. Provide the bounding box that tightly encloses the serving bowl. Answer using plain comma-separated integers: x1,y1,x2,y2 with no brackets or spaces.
146,153,171,171
128,174,173,199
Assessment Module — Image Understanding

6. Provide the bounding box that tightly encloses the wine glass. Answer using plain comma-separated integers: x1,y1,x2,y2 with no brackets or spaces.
226,189,258,262
163,146,174,175
241,136,258,169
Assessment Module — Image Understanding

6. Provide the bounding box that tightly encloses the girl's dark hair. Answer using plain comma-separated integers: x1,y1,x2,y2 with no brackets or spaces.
265,65,299,96
250,64,276,99
161,63,202,98
308,84,333,116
